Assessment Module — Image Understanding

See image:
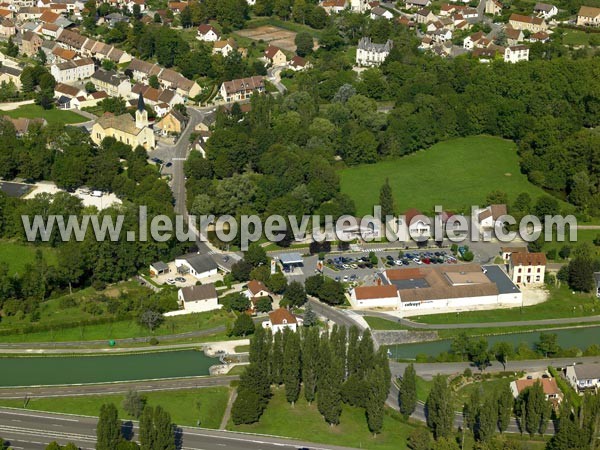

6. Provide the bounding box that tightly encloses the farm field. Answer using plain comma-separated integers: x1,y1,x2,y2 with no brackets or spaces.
340,136,560,216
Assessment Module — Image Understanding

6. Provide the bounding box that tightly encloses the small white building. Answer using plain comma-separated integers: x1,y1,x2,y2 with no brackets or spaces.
245,280,272,299
262,308,302,333
350,284,401,309
405,0,431,9
370,6,394,19
508,252,546,285
175,253,218,280
485,0,502,15
566,364,600,393
504,45,529,63
355,37,393,67
533,2,558,19
197,24,220,42
397,208,431,242
477,204,508,230
175,283,221,313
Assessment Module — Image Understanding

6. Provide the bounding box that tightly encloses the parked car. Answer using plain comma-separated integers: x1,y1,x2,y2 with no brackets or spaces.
413,258,422,265
166,278,176,285
174,277,186,283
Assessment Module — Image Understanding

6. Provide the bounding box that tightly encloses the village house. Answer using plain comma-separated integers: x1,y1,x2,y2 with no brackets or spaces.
52,46,76,63
53,82,85,100
355,36,393,66
500,245,528,263
288,55,311,71
50,57,95,83
132,83,183,108
505,27,524,45
0,17,15,37
350,0,369,13
212,39,236,57
262,308,302,333
16,6,44,21
533,2,558,19
370,5,393,19
405,0,431,9
509,252,546,285
263,45,287,66
196,23,219,41
397,208,431,241
18,30,43,56
508,13,548,32
127,58,161,82
55,29,88,52
219,75,265,103
155,108,187,135
174,284,221,314
91,94,155,149
245,280,272,300
477,204,508,229
0,65,21,89
415,8,437,23
566,363,600,392
90,68,131,98
321,0,347,14
529,30,550,42
472,46,504,62
38,23,62,39
464,31,491,49
504,44,529,63
484,0,502,15
510,376,562,404
157,68,201,99
577,5,600,27
174,252,218,280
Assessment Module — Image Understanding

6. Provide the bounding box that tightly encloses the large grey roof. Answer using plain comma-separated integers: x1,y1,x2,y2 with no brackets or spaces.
180,283,218,302
279,252,303,265
482,265,520,295
357,37,393,53
181,253,218,274
573,364,600,380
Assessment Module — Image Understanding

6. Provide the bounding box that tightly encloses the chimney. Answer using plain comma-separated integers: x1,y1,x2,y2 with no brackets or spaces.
377,278,382,286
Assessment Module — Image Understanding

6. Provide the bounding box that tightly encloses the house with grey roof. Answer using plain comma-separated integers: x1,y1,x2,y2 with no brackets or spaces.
566,363,600,393
355,36,393,67
175,253,218,280
174,283,220,313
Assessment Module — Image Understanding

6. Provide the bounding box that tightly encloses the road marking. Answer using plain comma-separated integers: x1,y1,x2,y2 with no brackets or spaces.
172,157,186,161
0,411,79,422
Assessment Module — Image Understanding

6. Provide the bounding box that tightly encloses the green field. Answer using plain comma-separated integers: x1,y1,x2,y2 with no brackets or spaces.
0,387,230,428
363,316,406,330
229,388,420,450
562,29,591,46
411,285,598,325
340,136,557,216
0,306,233,343
1,105,87,125
0,241,58,276
541,228,600,259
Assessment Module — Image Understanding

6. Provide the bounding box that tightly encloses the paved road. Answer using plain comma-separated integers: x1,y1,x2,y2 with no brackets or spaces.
308,298,366,330
0,408,357,450
357,310,600,330
0,376,238,400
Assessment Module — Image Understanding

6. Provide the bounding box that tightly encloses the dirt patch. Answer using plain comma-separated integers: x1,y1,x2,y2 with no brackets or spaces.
236,25,299,52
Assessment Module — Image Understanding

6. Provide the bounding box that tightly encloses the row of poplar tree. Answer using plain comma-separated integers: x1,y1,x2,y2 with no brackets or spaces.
231,325,391,435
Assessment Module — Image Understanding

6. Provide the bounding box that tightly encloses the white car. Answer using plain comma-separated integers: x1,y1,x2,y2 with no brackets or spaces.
343,275,349,282
350,264,358,269
413,258,423,265
342,264,350,269
166,278,176,285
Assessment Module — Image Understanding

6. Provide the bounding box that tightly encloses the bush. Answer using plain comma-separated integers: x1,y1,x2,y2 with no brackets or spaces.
58,296,78,309
92,279,106,291
149,337,159,345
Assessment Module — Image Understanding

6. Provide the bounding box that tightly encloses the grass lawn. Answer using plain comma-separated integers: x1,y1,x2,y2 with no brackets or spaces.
562,29,590,46
412,285,599,325
364,316,406,330
2,105,87,125
0,387,231,429
453,377,515,412
416,376,433,403
0,302,234,343
0,241,58,276
229,388,422,450
234,345,250,353
340,136,561,216
541,229,600,260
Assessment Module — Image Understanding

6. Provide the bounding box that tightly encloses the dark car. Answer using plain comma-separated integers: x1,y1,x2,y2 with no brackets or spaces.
165,162,172,168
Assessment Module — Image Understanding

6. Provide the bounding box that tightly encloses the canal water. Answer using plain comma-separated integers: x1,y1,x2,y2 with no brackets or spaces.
388,326,600,360
0,350,218,387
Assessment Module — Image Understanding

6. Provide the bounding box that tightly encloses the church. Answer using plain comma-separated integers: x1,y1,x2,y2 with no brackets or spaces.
91,93,156,150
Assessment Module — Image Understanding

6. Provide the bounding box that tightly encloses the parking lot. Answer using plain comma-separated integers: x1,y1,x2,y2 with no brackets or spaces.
274,248,461,286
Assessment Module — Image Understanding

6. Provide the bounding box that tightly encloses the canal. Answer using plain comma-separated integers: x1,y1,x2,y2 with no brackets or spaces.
388,326,600,360
0,350,219,387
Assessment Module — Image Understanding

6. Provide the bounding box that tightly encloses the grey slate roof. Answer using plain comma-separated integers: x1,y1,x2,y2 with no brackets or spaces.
180,283,218,302
181,253,218,274
357,37,393,53
573,363,600,380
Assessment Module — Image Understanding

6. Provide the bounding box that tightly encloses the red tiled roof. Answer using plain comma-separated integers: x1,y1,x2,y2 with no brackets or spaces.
354,285,398,300
269,308,297,325
511,252,546,266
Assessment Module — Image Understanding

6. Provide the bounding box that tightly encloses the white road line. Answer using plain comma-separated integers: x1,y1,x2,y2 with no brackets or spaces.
0,411,79,422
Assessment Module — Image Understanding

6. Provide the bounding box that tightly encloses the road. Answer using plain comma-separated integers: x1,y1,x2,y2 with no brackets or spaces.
357,309,600,330
0,408,357,450
0,376,238,400
308,298,366,330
